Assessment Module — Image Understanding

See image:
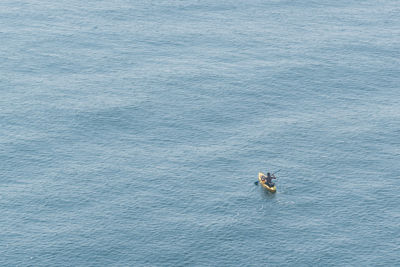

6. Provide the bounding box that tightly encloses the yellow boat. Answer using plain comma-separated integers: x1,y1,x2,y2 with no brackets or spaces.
258,172,276,193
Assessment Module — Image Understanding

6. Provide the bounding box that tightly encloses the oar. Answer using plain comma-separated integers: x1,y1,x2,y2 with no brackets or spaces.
255,173,263,185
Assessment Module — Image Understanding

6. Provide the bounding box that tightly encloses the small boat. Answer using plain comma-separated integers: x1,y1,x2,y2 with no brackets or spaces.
258,172,276,193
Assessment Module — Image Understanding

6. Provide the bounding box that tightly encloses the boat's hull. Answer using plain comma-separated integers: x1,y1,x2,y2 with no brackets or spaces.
258,172,276,193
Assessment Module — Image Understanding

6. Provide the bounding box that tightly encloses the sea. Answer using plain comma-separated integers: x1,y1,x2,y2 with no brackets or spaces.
1,0,399,266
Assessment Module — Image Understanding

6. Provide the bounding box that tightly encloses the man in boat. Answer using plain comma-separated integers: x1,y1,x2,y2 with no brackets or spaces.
265,172,276,187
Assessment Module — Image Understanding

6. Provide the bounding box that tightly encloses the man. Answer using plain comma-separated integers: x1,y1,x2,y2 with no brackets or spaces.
265,172,276,187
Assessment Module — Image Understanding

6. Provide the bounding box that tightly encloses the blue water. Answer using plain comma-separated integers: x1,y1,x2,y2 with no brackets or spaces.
1,0,399,266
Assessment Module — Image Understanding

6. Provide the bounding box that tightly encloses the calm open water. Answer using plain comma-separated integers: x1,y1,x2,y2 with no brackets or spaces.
1,0,399,266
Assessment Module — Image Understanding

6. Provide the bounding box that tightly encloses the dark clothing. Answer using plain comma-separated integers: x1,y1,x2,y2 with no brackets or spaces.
265,174,276,185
